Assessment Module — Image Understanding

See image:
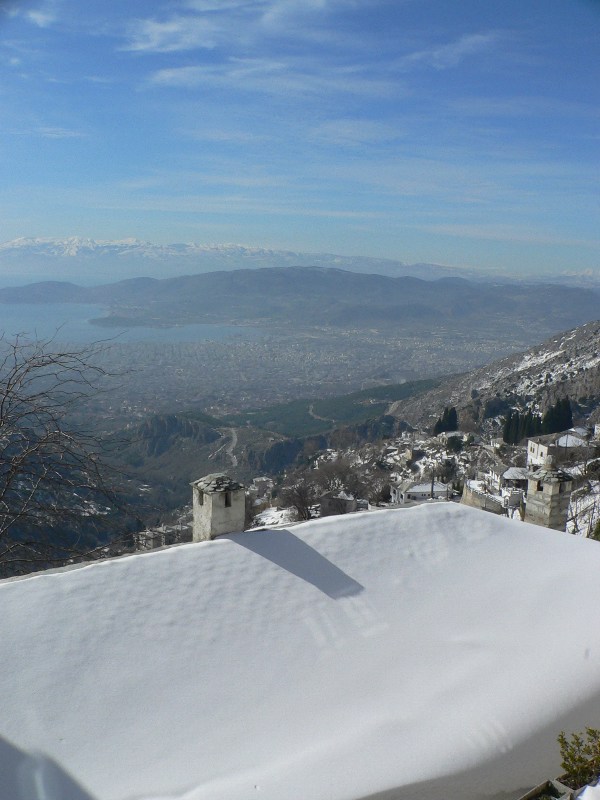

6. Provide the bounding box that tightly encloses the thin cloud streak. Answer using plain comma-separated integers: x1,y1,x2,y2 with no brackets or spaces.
399,32,501,70
419,223,600,249
149,59,399,97
123,15,218,53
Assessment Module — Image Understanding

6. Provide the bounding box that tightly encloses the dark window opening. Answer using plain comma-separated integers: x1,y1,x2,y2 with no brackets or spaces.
225,491,232,508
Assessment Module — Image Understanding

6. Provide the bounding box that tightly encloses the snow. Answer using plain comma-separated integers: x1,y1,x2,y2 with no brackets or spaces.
251,505,297,527
1,504,600,800
557,434,586,448
580,787,600,799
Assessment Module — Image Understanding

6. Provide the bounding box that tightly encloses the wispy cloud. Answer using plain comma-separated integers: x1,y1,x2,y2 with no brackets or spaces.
121,0,361,57
150,58,396,96
124,15,217,53
37,126,84,138
3,125,85,139
400,33,500,70
182,128,272,144
24,1,60,28
184,0,254,10
0,0,60,27
448,95,600,119
310,119,402,147
118,168,287,191
418,223,600,249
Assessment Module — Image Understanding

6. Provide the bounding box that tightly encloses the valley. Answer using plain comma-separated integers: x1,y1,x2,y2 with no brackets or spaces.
1,265,599,570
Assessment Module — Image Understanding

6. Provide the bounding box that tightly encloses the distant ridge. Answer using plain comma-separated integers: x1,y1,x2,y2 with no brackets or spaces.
1,236,597,287
0,236,512,285
0,266,598,344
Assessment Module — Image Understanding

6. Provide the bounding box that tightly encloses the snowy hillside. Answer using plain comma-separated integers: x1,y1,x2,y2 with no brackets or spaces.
390,320,600,429
1,504,600,800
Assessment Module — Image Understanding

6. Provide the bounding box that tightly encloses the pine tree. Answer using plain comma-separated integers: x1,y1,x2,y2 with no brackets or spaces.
541,397,572,435
433,406,458,435
447,406,458,432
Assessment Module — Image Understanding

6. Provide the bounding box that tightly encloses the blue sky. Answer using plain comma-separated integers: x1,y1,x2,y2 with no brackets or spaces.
0,0,599,276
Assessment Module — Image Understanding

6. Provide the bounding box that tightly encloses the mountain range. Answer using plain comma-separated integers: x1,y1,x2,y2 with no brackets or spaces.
0,237,476,284
1,236,598,287
1,266,598,344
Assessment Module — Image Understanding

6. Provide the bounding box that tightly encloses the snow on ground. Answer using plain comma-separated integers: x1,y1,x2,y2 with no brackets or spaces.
2,504,600,800
568,479,600,537
251,505,298,527
581,786,600,799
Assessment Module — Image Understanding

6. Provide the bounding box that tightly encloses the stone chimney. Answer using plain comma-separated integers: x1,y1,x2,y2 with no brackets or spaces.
524,461,573,532
191,473,246,542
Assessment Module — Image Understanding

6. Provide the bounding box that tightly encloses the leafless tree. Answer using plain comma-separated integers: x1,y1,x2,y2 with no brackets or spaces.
0,333,129,574
281,476,318,521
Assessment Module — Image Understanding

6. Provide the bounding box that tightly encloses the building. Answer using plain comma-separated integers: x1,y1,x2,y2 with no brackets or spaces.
502,466,529,491
526,430,589,467
391,479,449,505
320,491,358,517
191,473,246,541
524,462,573,531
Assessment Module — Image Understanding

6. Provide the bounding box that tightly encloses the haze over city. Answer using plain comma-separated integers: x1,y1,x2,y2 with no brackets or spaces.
0,0,599,280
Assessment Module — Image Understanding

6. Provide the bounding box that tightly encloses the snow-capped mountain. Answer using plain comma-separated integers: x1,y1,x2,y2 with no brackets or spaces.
1,237,598,288
0,236,496,285
390,320,600,430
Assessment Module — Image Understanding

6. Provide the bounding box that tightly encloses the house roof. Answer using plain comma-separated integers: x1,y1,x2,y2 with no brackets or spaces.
404,481,447,494
503,467,529,481
2,505,600,800
528,429,585,448
556,433,586,448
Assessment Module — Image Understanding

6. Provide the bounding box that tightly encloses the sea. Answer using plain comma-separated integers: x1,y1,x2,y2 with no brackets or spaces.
0,303,268,345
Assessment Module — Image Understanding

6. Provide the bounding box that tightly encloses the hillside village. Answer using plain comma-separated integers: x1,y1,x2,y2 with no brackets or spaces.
134,415,600,553
127,320,600,551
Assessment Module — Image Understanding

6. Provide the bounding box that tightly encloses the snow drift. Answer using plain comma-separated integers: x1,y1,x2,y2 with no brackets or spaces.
1,503,600,800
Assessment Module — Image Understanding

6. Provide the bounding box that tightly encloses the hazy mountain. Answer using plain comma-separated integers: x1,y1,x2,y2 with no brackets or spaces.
0,236,480,285
1,266,598,348
389,320,600,431
2,237,598,288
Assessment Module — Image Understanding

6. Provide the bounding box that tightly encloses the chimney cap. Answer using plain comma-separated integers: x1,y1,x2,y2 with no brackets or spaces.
191,473,244,493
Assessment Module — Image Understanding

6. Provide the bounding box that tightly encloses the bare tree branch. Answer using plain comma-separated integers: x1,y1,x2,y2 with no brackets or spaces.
0,333,133,574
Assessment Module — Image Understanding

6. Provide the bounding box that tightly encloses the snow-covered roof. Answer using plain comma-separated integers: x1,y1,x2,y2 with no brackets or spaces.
571,427,588,437
191,472,244,492
556,433,586,448
403,481,447,494
503,467,530,481
1,505,600,800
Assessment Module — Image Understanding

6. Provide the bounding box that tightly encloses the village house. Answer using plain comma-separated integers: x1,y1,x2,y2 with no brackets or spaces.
391,479,449,505
320,491,358,517
526,428,590,467
437,430,470,447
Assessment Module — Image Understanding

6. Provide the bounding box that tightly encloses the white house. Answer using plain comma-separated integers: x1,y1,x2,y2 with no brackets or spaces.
526,429,589,466
391,479,449,504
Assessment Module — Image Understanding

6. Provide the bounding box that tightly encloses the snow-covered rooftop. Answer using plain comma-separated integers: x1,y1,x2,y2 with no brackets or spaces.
1,504,600,800
403,480,448,494
503,466,530,481
556,433,586,448
190,472,244,492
